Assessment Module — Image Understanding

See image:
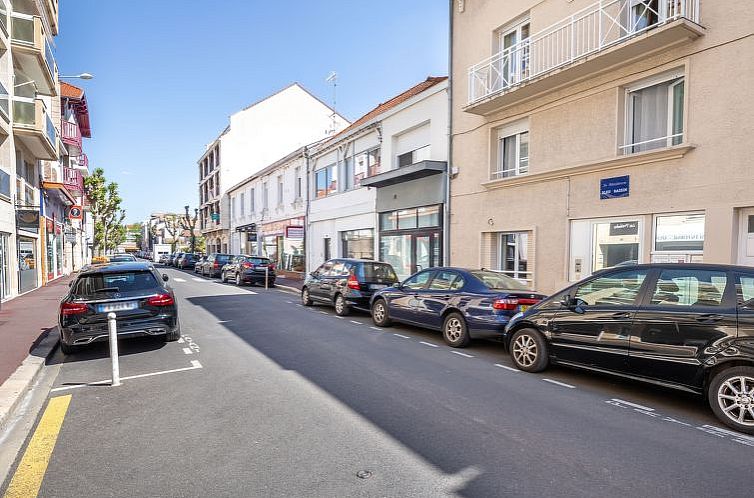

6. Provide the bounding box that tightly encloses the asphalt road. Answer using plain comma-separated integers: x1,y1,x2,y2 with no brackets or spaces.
2,267,753,497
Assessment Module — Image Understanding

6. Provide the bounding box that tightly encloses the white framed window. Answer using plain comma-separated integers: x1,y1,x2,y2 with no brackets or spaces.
397,145,431,168
249,188,255,214
496,232,531,283
240,192,245,217
277,175,283,206
495,17,530,88
315,163,337,199
492,120,529,180
651,212,705,262
622,71,685,154
262,182,269,210
569,217,644,281
295,167,302,199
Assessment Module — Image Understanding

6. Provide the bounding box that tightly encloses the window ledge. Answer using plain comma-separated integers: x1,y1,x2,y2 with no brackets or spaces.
481,143,695,190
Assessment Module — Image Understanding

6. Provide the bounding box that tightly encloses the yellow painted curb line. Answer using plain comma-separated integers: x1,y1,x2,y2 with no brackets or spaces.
3,395,71,498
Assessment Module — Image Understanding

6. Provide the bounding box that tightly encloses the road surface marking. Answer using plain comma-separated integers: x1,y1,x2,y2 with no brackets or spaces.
543,378,575,389
420,341,439,348
50,361,204,392
182,347,192,355
451,351,474,358
393,333,410,339
370,327,382,331
191,278,204,282
3,395,71,498
608,398,654,411
177,337,185,343
286,301,294,304
494,364,519,372
349,320,361,325
335,316,344,320
295,304,304,307
174,278,187,282
318,311,328,314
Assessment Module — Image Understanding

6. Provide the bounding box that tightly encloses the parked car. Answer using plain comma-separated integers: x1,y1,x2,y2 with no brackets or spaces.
194,255,207,273
200,253,234,278
221,255,276,286
159,254,171,265
370,268,545,347
177,253,200,269
58,262,180,355
503,263,754,434
172,252,186,267
109,253,137,263
302,259,399,316
166,252,179,266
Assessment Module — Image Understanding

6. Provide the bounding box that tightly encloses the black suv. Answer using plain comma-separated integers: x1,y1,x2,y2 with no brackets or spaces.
58,262,180,354
201,253,234,278
221,255,276,286
302,259,399,316
504,263,754,434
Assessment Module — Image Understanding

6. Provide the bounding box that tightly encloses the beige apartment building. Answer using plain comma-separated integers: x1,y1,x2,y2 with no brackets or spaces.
450,0,754,293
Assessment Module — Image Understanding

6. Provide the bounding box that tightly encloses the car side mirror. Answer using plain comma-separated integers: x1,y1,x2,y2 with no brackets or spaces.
162,274,169,282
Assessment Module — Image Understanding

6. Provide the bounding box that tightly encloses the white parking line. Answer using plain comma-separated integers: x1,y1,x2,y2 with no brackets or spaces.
318,311,328,315
451,351,474,358
349,320,361,325
182,347,192,355
50,361,204,392
543,378,576,389
370,326,381,331
609,398,654,411
393,333,410,339
286,301,294,304
335,316,344,320
295,304,304,307
174,278,186,283
420,341,439,348
494,363,519,372
191,277,205,282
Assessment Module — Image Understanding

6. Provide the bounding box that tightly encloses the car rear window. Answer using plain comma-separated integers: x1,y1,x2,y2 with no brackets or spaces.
247,257,271,265
110,255,136,262
216,254,233,263
72,271,160,297
359,263,398,282
469,270,528,291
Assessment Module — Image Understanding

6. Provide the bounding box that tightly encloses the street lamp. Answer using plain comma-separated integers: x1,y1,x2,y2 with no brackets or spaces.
59,73,94,80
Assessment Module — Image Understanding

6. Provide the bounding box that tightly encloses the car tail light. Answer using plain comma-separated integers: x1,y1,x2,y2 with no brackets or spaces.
147,294,175,306
213,261,219,269
492,297,540,311
61,302,89,316
269,263,275,271
242,262,252,269
347,273,360,290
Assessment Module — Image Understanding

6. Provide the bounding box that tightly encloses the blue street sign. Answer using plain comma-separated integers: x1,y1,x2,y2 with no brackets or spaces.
600,175,630,199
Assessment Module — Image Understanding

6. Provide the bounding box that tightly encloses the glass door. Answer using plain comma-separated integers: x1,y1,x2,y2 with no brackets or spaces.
380,231,441,281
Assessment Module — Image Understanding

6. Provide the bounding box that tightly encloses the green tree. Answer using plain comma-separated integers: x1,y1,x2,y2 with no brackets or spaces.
84,168,127,255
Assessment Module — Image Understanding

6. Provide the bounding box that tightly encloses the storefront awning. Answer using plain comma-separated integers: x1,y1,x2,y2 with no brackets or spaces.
236,223,257,232
361,160,447,188
42,182,77,206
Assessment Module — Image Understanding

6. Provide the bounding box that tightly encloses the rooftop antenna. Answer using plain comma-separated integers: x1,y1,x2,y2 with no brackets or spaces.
325,71,338,135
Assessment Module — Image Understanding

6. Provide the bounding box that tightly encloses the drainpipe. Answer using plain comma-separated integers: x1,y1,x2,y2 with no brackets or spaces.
304,147,311,274
444,0,454,266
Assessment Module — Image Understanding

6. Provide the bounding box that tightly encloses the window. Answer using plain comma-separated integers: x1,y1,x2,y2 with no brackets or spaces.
496,19,531,88
404,271,431,290
330,261,348,276
323,237,331,261
628,0,659,32
249,188,255,213
493,131,528,179
497,232,530,282
343,156,355,190
649,269,728,307
231,197,236,220
277,176,283,206
624,75,684,154
315,163,337,199
295,167,302,199
397,145,430,168
574,269,649,306
263,182,269,210
654,213,704,253
429,270,464,291
367,148,381,176
359,262,398,282
397,209,417,230
736,274,754,306
240,192,245,217
470,270,528,291
341,229,374,260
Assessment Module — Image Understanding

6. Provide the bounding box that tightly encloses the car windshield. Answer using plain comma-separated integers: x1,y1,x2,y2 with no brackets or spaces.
72,271,160,297
109,255,136,262
360,263,398,282
469,270,529,291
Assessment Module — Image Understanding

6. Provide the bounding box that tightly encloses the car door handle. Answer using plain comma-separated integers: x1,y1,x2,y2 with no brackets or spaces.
696,314,723,323
611,312,631,320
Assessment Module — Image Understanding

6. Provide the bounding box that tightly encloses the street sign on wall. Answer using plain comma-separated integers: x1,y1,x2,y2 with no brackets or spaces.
285,226,304,239
68,205,83,220
600,175,630,199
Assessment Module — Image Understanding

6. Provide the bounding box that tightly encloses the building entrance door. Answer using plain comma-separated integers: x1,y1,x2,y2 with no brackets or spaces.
380,231,441,281
738,208,754,266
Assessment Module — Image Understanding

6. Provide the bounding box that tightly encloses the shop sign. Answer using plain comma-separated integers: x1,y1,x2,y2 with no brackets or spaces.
46,218,54,232
285,226,304,239
16,209,40,232
65,232,77,244
609,221,638,236
68,205,83,220
211,213,220,221
600,175,630,200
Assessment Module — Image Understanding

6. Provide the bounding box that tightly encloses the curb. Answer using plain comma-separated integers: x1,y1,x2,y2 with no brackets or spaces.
274,284,302,295
0,329,59,431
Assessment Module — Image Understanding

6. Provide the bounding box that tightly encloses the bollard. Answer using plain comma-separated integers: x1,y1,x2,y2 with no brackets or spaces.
265,266,269,290
107,312,121,386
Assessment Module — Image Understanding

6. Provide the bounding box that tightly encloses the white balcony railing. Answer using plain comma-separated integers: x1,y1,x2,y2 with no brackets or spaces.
468,0,700,105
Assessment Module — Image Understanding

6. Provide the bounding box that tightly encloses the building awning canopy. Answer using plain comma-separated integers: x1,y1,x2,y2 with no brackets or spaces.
360,160,447,188
42,182,76,206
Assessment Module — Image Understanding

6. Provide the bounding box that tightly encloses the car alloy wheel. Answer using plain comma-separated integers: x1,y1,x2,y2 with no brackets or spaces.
372,299,390,326
334,294,349,316
713,371,754,431
512,334,538,368
442,312,470,347
302,288,313,306
509,328,549,372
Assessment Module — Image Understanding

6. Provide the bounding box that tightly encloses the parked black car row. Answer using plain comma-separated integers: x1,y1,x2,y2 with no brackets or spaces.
301,259,754,435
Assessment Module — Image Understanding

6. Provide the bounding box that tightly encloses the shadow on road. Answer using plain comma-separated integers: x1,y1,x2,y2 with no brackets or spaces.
46,335,167,366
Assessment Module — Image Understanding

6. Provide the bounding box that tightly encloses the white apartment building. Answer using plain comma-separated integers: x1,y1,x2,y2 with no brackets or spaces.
227,147,308,277
308,77,449,279
198,83,348,254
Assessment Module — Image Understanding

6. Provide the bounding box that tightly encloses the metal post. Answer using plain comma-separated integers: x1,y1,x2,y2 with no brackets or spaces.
265,266,269,290
107,312,121,386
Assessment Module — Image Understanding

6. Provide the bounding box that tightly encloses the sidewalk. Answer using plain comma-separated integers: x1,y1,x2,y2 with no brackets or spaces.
274,276,303,292
0,275,74,386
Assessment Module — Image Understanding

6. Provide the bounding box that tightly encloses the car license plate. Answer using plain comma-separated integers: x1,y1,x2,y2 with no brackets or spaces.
97,301,138,313
519,305,530,312
370,284,387,290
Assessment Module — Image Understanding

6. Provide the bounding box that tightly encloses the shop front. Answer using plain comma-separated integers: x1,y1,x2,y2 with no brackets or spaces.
361,161,446,281
15,208,40,294
41,183,75,283
260,217,305,277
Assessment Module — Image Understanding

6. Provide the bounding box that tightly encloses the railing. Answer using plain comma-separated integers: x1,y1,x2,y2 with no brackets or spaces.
78,153,89,169
0,81,8,121
468,0,700,104
61,119,82,148
63,167,83,193
619,132,683,154
0,0,9,37
44,113,56,148
12,97,57,148
10,13,55,79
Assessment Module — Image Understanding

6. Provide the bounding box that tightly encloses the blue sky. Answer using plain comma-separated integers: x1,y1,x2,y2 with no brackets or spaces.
55,1,449,223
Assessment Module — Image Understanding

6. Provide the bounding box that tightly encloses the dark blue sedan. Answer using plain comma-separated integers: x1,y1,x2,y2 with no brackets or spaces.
370,268,546,347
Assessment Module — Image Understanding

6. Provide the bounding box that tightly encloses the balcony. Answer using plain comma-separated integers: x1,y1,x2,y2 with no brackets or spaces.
63,167,84,194
12,98,58,160
466,0,703,115
10,13,57,96
61,119,82,154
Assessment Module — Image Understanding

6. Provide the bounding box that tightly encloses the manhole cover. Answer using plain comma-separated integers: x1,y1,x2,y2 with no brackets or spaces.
356,470,373,479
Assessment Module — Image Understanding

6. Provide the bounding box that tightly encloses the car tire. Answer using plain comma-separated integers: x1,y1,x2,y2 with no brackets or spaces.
166,324,181,342
302,287,313,306
442,312,470,348
708,366,754,435
510,328,549,373
236,273,243,286
334,294,350,316
60,340,77,355
371,298,392,327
